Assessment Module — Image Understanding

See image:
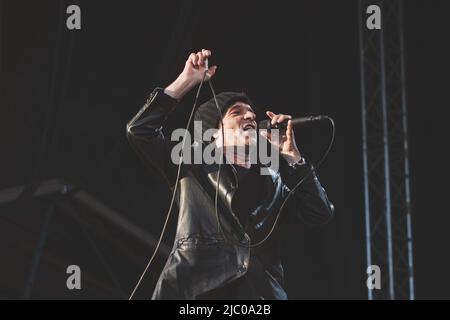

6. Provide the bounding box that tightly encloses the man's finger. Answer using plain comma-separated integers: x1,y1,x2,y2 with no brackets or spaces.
266,111,276,119
196,52,204,66
286,120,293,140
276,115,286,123
191,53,199,66
202,49,211,57
188,53,196,65
272,115,282,125
267,112,280,125
206,65,218,78
277,114,292,123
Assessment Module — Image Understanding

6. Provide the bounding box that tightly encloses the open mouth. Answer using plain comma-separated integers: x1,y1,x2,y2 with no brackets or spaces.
242,123,256,131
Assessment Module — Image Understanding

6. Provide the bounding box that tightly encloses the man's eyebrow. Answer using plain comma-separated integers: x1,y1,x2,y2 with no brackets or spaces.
227,105,240,113
227,104,255,114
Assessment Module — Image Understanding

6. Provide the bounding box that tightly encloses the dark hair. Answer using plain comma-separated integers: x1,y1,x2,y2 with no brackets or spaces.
193,92,256,139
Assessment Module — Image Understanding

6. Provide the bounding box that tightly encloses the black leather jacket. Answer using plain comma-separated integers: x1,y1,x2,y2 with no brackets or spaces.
126,88,334,300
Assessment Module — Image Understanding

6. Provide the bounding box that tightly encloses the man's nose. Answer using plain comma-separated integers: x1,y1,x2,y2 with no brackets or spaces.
244,112,256,121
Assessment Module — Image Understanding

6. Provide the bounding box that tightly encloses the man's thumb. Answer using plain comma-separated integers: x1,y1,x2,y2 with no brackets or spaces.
207,65,217,78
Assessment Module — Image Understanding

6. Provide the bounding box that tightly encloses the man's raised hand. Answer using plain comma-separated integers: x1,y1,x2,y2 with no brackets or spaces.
164,49,217,100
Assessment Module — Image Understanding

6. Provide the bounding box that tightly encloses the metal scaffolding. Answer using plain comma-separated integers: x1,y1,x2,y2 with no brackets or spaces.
0,179,170,299
358,0,414,300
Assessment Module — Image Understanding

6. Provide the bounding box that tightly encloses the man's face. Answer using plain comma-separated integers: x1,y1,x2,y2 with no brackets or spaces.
218,102,257,147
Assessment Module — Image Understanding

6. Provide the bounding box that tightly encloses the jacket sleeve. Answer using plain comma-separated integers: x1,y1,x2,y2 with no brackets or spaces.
279,158,334,227
126,87,179,188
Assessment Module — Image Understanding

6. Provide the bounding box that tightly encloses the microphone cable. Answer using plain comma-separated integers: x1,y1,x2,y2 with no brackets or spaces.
207,78,335,248
128,70,209,300
129,62,335,298
250,116,335,247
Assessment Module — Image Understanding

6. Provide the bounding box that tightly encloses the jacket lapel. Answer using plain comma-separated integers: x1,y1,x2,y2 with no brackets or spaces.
201,162,283,241
202,163,248,240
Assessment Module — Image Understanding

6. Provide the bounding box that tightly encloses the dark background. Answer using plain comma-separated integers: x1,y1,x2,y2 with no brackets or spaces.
0,0,449,299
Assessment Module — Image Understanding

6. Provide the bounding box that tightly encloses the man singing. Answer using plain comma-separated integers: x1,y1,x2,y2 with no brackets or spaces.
126,49,334,300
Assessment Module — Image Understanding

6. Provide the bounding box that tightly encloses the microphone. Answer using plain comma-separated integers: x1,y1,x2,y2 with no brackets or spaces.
258,116,327,130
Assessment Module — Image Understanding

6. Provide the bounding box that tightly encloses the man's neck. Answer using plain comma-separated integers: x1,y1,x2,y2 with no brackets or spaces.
224,145,251,169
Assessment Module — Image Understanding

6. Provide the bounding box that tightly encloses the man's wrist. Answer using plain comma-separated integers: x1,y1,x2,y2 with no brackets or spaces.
164,75,195,101
279,155,310,189
288,156,306,168
281,151,302,165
